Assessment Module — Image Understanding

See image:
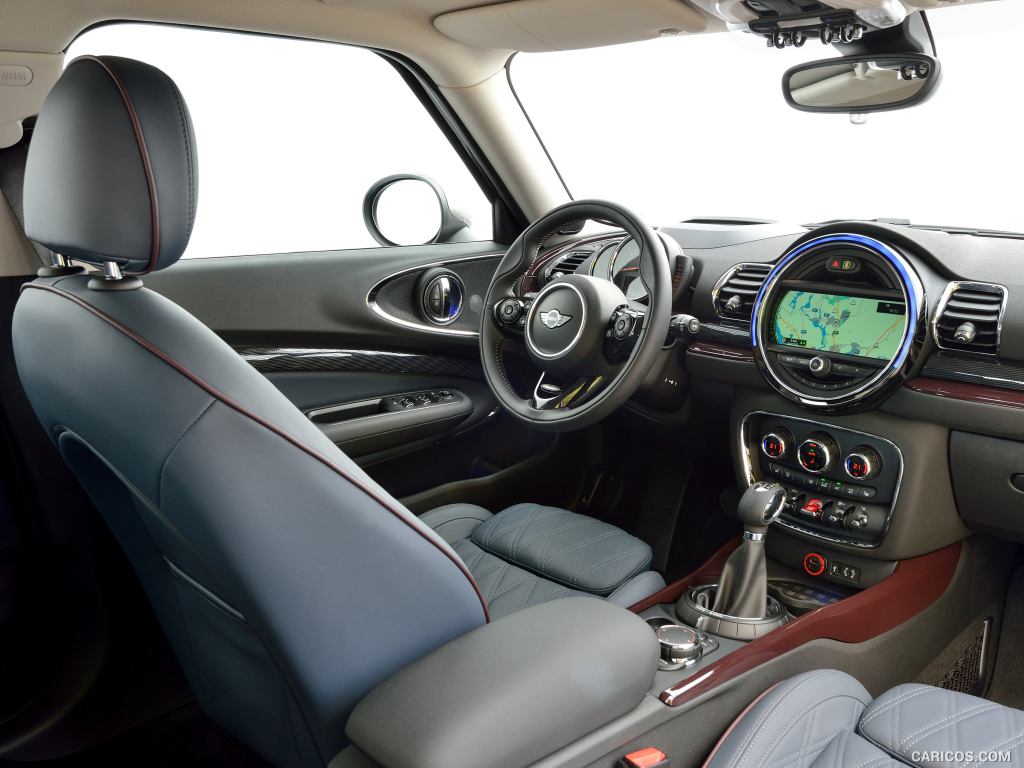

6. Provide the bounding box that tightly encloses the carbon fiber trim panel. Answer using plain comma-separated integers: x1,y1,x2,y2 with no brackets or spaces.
698,321,753,348
237,347,482,378
920,352,1024,393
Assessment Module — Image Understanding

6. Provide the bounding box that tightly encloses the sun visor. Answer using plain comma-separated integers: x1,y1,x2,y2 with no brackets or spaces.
434,0,709,53
0,51,63,149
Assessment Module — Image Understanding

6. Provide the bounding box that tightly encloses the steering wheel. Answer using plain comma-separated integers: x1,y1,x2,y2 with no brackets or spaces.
480,200,672,432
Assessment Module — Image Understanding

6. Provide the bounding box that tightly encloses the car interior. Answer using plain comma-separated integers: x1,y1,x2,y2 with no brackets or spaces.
1,1,1023,767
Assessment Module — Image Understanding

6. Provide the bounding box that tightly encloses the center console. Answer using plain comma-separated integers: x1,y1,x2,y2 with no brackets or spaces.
741,412,902,548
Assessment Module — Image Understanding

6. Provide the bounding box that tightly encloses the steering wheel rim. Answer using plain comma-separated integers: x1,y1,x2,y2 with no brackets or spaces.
480,199,672,432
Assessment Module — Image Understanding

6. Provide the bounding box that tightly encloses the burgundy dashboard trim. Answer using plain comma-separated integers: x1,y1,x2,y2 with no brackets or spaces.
657,541,962,706
905,377,1024,410
687,342,755,363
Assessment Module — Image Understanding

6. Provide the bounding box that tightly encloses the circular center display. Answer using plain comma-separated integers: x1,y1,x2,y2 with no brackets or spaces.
751,234,924,412
526,283,586,359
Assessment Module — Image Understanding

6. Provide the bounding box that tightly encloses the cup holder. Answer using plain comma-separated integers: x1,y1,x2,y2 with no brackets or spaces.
675,584,790,642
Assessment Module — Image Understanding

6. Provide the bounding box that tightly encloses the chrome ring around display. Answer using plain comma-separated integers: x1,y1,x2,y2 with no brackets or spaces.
523,281,588,361
751,233,925,410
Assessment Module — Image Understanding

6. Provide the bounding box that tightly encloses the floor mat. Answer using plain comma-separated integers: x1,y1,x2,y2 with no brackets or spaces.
987,563,1024,710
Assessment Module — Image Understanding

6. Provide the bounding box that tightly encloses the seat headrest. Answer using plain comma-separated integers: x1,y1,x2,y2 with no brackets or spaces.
24,56,197,274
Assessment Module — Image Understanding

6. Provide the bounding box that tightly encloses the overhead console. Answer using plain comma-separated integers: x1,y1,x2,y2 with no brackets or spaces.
751,234,925,412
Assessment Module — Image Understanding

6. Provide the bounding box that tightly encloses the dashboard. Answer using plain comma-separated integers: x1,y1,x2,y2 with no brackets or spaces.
516,217,1024,573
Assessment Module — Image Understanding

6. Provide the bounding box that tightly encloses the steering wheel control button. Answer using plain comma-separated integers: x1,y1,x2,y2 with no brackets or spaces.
612,312,634,339
844,446,881,480
760,428,793,460
803,552,827,577
798,433,838,474
655,624,703,669
496,298,522,324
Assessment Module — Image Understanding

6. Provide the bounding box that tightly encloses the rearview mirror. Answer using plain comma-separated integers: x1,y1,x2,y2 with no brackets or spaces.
783,53,940,114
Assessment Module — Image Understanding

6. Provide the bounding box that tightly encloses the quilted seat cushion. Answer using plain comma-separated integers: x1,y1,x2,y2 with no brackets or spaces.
859,684,1024,768
470,503,653,596
706,670,1024,768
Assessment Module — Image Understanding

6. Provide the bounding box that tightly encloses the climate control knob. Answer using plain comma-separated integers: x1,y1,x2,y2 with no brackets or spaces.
798,433,838,474
845,446,881,480
760,428,795,460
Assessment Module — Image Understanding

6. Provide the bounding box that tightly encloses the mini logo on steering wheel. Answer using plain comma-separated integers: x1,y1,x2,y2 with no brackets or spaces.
540,309,573,329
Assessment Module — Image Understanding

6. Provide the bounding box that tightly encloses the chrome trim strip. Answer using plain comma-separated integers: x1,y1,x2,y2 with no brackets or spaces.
524,282,588,360
738,410,904,549
750,234,926,410
931,280,1007,357
365,251,505,338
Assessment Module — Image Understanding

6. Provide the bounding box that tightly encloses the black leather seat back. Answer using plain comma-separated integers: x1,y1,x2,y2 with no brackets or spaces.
13,56,488,767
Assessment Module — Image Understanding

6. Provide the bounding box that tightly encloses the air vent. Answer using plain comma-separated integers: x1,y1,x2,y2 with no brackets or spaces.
546,250,590,280
713,263,773,321
934,282,1006,355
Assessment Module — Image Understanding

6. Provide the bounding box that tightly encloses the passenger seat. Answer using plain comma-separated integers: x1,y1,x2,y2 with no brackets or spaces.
707,669,1023,768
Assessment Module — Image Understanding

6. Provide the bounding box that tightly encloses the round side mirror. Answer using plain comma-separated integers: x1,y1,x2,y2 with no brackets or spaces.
362,174,472,247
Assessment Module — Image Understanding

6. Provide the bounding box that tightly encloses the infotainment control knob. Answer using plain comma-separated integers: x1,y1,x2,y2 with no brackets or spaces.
760,428,794,460
845,446,881,480
798,433,838,474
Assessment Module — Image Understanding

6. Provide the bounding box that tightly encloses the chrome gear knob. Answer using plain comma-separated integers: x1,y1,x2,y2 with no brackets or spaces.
737,481,787,535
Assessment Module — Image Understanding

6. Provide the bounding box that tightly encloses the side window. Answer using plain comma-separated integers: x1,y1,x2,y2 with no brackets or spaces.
66,25,494,258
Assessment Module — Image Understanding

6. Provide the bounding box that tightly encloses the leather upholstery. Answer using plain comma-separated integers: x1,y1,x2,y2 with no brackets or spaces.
24,56,197,273
859,684,1024,768
707,670,1024,768
418,503,493,545
470,503,654,595
13,59,487,768
345,598,660,768
422,503,665,619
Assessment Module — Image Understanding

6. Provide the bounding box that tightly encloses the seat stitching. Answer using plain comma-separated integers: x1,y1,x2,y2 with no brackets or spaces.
898,702,1003,751
158,398,214,505
724,676,828,768
22,282,491,622
860,687,934,726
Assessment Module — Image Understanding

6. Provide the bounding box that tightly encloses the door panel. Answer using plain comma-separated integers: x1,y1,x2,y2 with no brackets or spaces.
143,242,562,507
144,242,504,354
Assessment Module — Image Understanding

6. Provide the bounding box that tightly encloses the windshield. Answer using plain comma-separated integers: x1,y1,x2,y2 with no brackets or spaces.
511,3,1024,232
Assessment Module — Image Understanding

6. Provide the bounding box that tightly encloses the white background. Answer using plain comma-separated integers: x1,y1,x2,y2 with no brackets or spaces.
513,2,1024,233
70,3,1024,259
68,26,494,258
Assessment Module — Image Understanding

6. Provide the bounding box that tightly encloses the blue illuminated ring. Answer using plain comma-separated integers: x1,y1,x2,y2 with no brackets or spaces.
751,233,924,408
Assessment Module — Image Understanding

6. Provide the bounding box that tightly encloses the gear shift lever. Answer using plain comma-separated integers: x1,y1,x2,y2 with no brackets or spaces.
712,481,787,619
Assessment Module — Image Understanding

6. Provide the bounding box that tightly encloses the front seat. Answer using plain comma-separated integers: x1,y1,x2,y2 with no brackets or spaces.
706,670,1024,768
12,56,663,767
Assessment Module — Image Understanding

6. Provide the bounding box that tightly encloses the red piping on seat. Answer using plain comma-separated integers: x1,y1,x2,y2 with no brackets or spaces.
21,282,491,622
71,56,161,274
